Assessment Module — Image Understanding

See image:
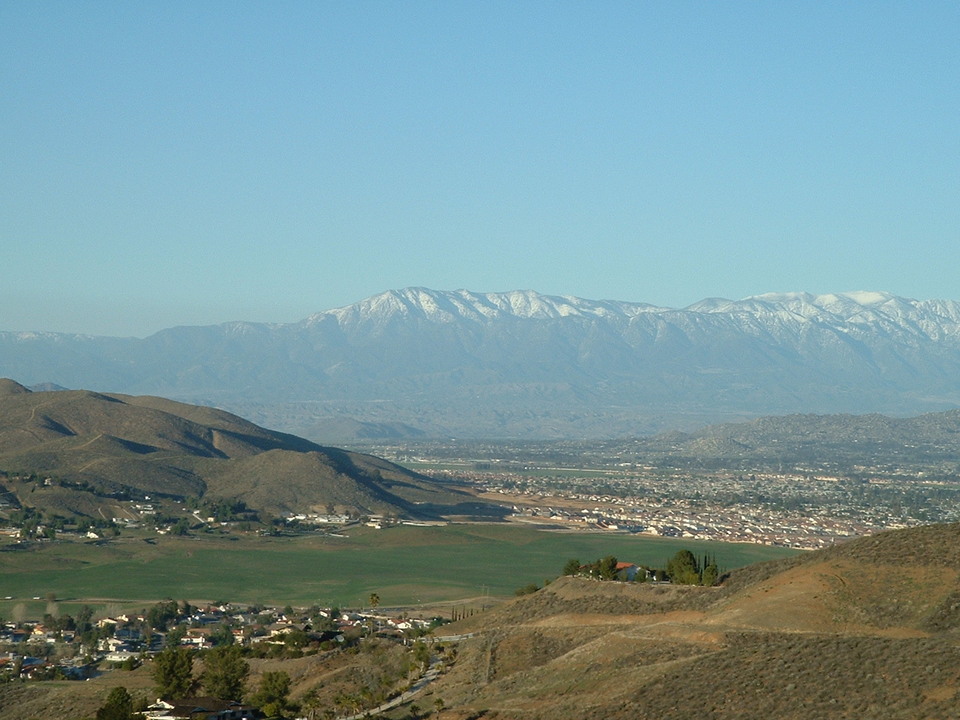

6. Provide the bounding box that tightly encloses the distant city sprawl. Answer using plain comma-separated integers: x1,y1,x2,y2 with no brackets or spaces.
369,439,960,550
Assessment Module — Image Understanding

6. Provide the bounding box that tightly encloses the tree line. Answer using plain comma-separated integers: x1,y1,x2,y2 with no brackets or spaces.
561,549,722,586
90,645,293,720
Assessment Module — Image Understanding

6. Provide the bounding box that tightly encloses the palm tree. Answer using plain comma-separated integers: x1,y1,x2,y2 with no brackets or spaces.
299,689,322,720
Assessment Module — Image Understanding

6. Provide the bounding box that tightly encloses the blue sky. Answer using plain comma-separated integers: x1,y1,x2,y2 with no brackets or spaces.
2,2,959,336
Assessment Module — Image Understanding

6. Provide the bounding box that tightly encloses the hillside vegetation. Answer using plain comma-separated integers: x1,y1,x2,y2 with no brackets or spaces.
421,522,960,720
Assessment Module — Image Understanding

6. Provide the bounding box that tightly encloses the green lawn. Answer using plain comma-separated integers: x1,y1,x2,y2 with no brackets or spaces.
0,524,797,612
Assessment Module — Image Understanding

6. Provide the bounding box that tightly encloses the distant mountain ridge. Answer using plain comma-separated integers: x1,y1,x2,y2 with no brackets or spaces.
4,288,960,439
625,409,960,467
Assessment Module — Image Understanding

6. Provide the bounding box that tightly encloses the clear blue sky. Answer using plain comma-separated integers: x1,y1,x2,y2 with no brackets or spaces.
2,2,958,337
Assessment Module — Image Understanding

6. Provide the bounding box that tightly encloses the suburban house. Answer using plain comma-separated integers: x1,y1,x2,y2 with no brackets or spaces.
144,697,256,720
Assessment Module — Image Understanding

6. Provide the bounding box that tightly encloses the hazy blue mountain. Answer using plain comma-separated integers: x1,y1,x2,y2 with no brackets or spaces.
4,288,960,439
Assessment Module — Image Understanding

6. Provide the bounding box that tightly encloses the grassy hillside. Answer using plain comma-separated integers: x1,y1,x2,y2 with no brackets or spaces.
417,522,960,720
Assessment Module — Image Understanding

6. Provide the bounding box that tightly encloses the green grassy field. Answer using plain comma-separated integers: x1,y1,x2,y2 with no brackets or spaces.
0,524,797,613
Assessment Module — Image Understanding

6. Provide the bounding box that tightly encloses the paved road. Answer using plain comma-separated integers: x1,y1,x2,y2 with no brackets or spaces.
432,631,476,642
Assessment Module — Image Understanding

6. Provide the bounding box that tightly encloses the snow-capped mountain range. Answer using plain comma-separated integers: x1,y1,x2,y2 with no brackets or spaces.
4,288,960,439
320,287,960,330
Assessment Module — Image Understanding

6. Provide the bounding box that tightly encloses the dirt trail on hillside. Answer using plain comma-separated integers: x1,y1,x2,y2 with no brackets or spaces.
531,609,706,628
705,559,943,637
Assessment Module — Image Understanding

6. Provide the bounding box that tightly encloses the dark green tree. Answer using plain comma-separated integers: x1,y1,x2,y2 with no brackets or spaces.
165,624,187,648
201,645,249,701
514,583,539,596
597,555,619,580
152,646,196,700
96,686,138,720
412,640,430,673
283,627,309,651
76,604,94,634
562,558,581,576
147,599,180,630
250,670,292,718
171,518,190,536
211,623,235,646
666,549,700,585
701,561,720,587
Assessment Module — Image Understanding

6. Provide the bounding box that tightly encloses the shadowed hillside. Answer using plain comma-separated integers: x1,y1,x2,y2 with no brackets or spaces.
0,379,472,519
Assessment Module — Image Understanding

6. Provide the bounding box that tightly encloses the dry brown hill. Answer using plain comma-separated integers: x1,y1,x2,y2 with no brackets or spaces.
3,523,959,720
424,522,960,720
0,380,472,519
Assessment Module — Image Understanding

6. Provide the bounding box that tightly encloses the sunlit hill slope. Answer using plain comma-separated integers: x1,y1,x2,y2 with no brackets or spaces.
428,522,960,719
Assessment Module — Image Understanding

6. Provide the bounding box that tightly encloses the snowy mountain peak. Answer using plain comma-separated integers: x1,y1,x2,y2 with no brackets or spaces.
746,290,904,309
315,287,664,327
300,287,960,339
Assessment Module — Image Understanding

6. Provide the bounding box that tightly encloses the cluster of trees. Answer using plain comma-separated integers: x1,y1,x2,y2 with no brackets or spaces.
90,645,294,720
514,582,542,596
174,496,260,522
5,471,139,502
3,504,122,540
2,475,266,539
565,555,622,580
150,634,439,719
6,507,58,539
146,599,187,630
449,606,477,621
317,639,436,718
40,605,91,637
202,498,259,523
152,645,294,716
666,550,720,586
561,550,721,586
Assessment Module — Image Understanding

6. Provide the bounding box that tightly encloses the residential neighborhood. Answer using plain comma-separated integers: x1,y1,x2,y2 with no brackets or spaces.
419,461,954,550
0,598,444,718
